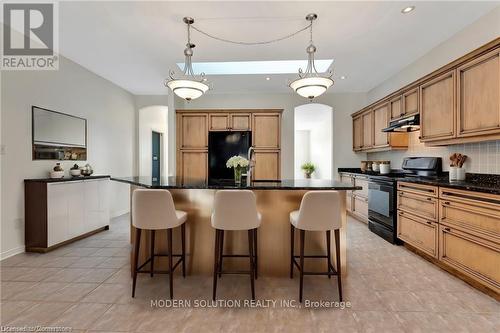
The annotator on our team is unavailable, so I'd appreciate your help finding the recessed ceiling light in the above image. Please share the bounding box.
[266,77,271,81]
[340,75,347,80]
[401,6,415,14]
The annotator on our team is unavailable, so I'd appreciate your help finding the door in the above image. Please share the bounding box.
[420,70,456,141]
[373,103,389,147]
[390,95,403,121]
[209,113,230,131]
[231,113,251,130]
[457,48,500,137]
[178,113,208,149]
[253,151,280,180]
[402,87,419,116]
[352,115,363,151]
[181,150,208,184]
[152,131,161,182]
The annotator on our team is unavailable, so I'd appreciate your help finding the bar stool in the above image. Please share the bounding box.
[132,189,187,299]
[211,190,261,300]
[290,191,342,302]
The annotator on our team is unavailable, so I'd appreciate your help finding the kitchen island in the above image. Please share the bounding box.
[112,177,360,277]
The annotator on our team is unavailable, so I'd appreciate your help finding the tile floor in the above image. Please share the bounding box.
[1,215,498,332]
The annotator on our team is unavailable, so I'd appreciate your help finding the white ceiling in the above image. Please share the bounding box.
[58,1,499,95]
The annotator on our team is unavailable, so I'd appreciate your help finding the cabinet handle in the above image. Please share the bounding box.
[444,227,451,232]
[444,201,450,205]
[426,221,432,225]
[426,198,433,201]
[400,211,404,215]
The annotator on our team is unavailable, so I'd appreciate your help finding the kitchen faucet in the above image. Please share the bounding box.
[247,146,255,186]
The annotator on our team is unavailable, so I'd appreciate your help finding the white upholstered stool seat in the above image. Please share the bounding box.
[211,190,260,300]
[289,191,343,303]
[131,189,187,299]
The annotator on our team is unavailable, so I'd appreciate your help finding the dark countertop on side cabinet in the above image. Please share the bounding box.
[24,175,111,183]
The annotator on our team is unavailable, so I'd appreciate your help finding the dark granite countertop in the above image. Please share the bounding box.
[111,176,361,191]
[338,168,500,195]
[24,175,110,183]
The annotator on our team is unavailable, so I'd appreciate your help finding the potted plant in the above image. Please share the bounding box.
[301,162,315,179]
[226,155,249,185]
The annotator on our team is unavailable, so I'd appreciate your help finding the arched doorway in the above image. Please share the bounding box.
[138,105,168,179]
[294,103,333,179]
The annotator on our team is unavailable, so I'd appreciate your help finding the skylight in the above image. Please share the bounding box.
[176,59,334,75]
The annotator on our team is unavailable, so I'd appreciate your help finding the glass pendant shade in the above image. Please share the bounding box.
[290,76,333,99]
[167,79,209,101]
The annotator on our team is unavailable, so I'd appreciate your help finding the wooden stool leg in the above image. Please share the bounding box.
[334,229,342,302]
[253,228,258,279]
[299,229,305,303]
[326,230,331,279]
[212,229,220,300]
[218,230,224,278]
[181,223,186,278]
[132,228,141,298]
[290,224,295,279]
[150,230,155,277]
[167,228,173,299]
[248,229,256,300]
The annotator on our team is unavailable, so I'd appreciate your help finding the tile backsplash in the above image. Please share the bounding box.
[368,131,500,174]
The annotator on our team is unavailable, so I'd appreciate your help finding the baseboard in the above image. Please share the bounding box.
[0,246,25,261]
[111,210,130,218]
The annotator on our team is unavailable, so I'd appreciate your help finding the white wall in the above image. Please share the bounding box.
[176,92,367,179]
[294,130,310,179]
[1,56,136,258]
[138,105,168,178]
[294,104,333,179]
[367,6,500,104]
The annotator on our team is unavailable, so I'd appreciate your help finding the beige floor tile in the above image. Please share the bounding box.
[10,282,68,301]
[97,257,129,269]
[410,290,472,313]
[375,290,426,312]
[0,301,36,324]
[69,256,108,268]
[80,283,132,304]
[50,302,111,329]
[74,268,118,283]
[45,282,99,302]
[89,303,150,331]
[42,268,89,283]
[352,311,405,332]
[394,311,450,333]
[0,281,38,300]
[438,312,497,332]
[4,302,73,326]
[63,247,100,257]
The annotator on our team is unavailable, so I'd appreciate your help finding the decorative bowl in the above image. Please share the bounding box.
[49,170,65,179]
[81,169,93,177]
[70,169,81,177]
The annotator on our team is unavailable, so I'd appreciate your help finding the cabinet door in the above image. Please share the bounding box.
[84,180,103,232]
[253,150,280,180]
[398,211,438,258]
[47,183,69,247]
[362,110,373,149]
[398,191,438,221]
[181,150,208,184]
[252,113,281,149]
[231,113,251,131]
[352,194,368,222]
[390,95,403,121]
[209,113,230,131]
[439,225,500,293]
[373,103,389,147]
[457,48,500,137]
[420,70,456,141]
[354,176,369,198]
[178,113,208,149]
[352,115,363,151]
[402,88,419,116]
[66,181,85,238]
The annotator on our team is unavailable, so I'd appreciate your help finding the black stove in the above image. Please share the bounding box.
[367,157,442,244]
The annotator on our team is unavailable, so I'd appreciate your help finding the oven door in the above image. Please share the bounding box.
[368,179,395,229]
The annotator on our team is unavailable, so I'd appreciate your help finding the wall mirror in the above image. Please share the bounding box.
[32,106,87,160]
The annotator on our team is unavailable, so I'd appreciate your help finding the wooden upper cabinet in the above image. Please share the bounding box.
[352,115,363,151]
[390,95,403,121]
[457,48,500,137]
[373,102,389,147]
[180,150,207,184]
[420,70,456,141]
[253,151,280,180]
[178,113,208,149]
[362,110,373,148]
[231,113,251,131]
[402,87,419,116]
[252,113,281,149]
[209,113,230,131]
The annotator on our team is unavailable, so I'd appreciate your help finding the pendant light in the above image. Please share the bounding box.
[165,17,209,101]
[289,14,333,100]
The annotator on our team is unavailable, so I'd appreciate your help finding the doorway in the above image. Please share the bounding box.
[152,131,161,182]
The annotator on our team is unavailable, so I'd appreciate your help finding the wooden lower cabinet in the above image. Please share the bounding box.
[398,211,438,258]
[398,191,438,221]
[253,150,280,181]
[439,224,500,294]
[352,194,368,223]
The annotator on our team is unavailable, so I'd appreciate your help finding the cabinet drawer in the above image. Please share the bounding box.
[398,211,438,258]
[397,182,438,198]
[209,114,230,131]
[440,200,500,242]
[398,191,438,221]
[439,225,500,293]
[354,176,369,198]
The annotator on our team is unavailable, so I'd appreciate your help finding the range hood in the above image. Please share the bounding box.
[382,114,420,132]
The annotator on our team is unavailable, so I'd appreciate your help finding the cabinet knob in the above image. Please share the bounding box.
[444,227,451,232]
[426,221,432,225]
[426,198,432,201]
[444,201,450,205]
